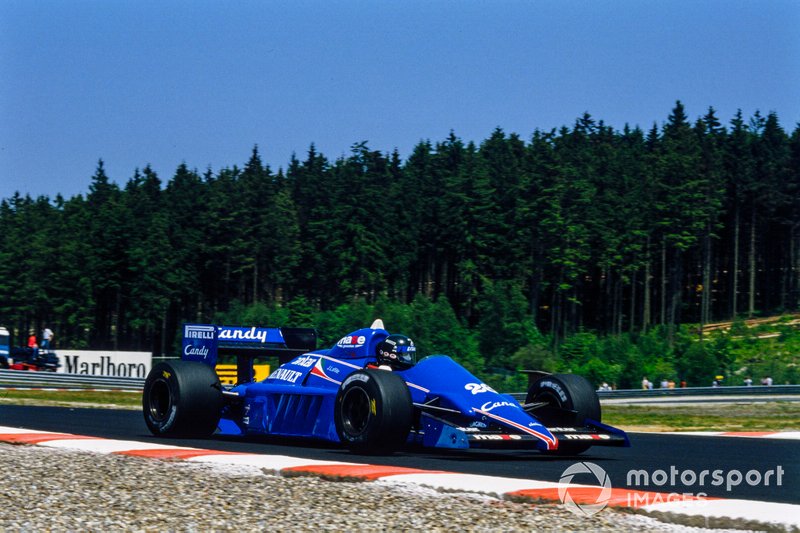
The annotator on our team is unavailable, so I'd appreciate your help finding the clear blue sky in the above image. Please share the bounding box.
[2,0,799,200]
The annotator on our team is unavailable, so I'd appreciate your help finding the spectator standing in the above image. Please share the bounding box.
[743,377,753,386]
[27,330,38,356]
[41,327,54,351]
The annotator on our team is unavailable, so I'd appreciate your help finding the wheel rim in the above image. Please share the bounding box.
[532,389,568,427]
[148,379,172,422]
[341,386,371,436]
[535,389,563,409]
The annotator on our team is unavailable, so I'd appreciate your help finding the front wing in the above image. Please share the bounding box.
[416,414,630,451]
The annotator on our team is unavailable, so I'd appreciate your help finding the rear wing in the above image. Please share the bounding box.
[182,324,317,384]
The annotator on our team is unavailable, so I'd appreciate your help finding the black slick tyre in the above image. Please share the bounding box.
[334,369,413,454]
[526,373,601,455]
[142,360,223,438]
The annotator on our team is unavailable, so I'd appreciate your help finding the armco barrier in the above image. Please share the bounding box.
[0,369,145,391]
[596,384,800,398]
[511,385,800,402]
[510,384,800,402]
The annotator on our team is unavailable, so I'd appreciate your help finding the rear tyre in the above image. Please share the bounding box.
[142,360,223,438]
[526,373,601,455]
[334,369,413,454]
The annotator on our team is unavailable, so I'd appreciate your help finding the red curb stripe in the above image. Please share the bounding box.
[283,464,444,480]
[0,432,97,444]
[508,487,715,508]
[720,431,777,437]
[116,449,247,460]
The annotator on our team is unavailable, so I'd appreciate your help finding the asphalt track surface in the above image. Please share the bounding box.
[1,404,797,505]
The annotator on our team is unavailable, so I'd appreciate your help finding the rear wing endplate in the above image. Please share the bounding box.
[182,324,317,384]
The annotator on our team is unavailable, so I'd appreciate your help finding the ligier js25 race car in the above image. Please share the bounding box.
[143,320,629,455]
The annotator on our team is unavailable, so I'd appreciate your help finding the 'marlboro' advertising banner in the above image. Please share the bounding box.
[56,350,152,378]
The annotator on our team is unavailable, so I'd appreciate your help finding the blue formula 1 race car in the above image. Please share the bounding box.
[142,320,629,455]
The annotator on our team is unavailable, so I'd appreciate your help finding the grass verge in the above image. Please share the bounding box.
[0,389,141,410]
[603,402,800,432]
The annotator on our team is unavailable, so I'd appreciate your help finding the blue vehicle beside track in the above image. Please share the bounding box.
[0,327,9,369]
[0,326,60,371]
[142,320,629,455]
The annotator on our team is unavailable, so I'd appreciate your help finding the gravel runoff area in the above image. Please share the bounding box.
[0,444,763,532]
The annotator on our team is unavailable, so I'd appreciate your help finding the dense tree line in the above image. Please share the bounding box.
[1,102,798,386]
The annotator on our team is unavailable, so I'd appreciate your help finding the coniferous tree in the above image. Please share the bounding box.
[787,125,800,310]
[723,110,753,318]
[85,160,126,349]
[654,102,704,339]
[694,108,726,326]
[122,166,172,351]
[161,162,211,355]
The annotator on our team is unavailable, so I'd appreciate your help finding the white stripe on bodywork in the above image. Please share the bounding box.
[473,409,557,449]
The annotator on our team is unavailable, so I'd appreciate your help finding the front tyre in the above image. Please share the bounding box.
[142,360,223,438]
[334,370,413,454]
[526,373,601,455]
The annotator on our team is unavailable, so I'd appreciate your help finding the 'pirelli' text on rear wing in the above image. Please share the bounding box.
[181,324,317,384]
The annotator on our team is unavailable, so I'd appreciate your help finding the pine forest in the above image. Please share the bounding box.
[2,102,799,389]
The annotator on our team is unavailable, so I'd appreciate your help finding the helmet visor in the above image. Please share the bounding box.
[393,344,416,368]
